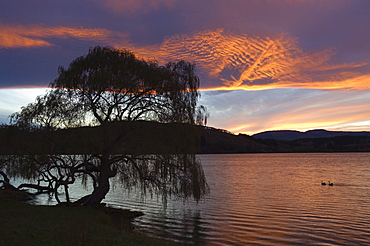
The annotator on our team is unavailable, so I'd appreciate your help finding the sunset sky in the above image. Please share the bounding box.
[1,0,369,135]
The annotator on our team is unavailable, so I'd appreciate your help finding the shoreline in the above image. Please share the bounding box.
[0,189,179,246]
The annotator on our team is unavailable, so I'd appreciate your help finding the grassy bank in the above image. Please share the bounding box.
[0,190,179,246]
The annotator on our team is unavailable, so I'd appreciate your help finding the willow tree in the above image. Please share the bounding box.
[7,46,208,205]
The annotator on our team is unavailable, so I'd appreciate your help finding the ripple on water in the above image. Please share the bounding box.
[33,153,370,245]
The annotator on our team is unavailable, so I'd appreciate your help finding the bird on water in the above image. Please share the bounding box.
[328,181,334,186]
[321,181,326,185]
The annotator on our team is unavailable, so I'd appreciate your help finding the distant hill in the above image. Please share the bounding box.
[252,129,370,141]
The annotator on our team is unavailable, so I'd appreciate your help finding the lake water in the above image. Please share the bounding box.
[36,153,370,245]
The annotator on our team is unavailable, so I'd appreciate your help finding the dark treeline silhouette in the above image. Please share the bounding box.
[1,124,369,155]
[0,121,202,155]
[253,129,370,141]
[200,127,370,153]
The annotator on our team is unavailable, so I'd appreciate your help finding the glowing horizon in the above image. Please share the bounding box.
[1,87,369,136]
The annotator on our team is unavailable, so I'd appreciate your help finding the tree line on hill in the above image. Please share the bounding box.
[201,127,370,153]
[1,123,369,156]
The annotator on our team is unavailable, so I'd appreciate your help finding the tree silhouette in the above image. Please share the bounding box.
[6,46,208,205]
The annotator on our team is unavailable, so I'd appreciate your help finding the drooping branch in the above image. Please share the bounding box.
[0,170,10,184]
[17,183,54,193]
[0,170,17,190]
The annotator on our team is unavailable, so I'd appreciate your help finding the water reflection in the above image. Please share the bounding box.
[30,153,370,245]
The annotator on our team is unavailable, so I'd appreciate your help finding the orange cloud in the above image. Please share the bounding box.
[132,29,369,91]
[201,74,370,91]
[0,24,129,48]
[0,28,52,48]
[2,25,369,91]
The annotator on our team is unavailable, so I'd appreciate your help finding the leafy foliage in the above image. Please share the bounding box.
[10,46,207,129]
[5,46,209,205]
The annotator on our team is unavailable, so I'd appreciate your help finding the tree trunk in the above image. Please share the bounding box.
[67,140,118,205]
[79,153,116,206]
[81,170,111,205]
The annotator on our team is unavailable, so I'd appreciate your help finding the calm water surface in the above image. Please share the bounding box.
[38,153,370,245]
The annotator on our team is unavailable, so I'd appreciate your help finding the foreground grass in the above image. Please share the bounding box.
[0,190,179,246]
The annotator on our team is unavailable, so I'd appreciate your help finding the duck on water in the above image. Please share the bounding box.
[321,181,334,186]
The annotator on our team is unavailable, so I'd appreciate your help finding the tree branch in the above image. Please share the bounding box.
[17,183,54,193]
